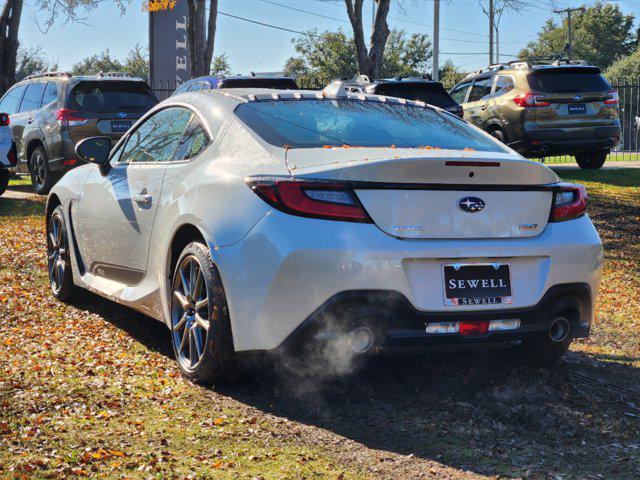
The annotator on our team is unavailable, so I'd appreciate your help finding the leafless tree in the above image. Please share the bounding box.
[186,0,218,77]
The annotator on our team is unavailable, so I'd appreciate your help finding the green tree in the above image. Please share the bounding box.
[15,46,58,81]
[210,53,231,76]
[71,49,123,76]
[519,2,636,70]
[283,29,431,88]
[438,59,465,89]
[123,44,149,81]
[605,47,640,82]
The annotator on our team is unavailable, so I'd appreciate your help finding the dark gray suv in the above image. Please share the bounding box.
[0,72,158,193]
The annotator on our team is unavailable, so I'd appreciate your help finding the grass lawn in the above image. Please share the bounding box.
[0,170,639,479]
[542,152,640,165]
[7,174,31,187]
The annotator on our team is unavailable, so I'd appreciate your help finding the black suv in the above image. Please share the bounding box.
[0,72,158,193]
[332,75,464,118]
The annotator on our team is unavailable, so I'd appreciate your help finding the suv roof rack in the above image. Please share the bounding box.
[392,73,433,81]
[550,59,590,66]
[97,71,137,78]
[23,71,72,81]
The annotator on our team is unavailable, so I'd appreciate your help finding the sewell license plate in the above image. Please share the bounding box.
[111,120,132,133]
[568,103,587,115]
[443,263,512,306]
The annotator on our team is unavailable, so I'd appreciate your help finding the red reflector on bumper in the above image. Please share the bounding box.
[459,321,490,336]
[63,159,77,166]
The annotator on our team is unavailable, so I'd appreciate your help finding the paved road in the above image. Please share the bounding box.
[2,188,38,200]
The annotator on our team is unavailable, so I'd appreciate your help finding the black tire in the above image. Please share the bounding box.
[47,205,79,302]
[170,242,240,385]
[575,150,607,169]
[0,169,8,196]
[489,127,506,144]
[30,145,55,195]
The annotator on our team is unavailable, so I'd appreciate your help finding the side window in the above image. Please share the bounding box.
[467,78,493,102]
[18,82,46,113]
[494,76,515,97]
[0,84,27,114]
[41,82,59,106]
[200,82,211,90]
[172,116,211,161]
[450,82,471,104]
[117,107,193,164]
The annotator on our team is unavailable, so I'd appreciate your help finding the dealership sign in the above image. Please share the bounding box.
[149,0,190,89]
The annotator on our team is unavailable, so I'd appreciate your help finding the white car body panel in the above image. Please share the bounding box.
[0,121,14,169]
[47,88,603,353]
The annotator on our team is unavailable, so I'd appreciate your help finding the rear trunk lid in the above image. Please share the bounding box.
[527,67,618,129]
[66,80,158,144]
[286,148,558,239]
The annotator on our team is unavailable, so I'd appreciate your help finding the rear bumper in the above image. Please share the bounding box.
[278,283,592,354]
[515,125,621,156]
[215,210,603,352]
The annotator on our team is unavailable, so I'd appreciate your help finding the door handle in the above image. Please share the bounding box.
[27,118,34,124]
[480,104,488,111]
[133,194,152,206]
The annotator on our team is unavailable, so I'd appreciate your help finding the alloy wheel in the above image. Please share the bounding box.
[47,213,67,295]
[171,255,210,370]
[32,153,45,189]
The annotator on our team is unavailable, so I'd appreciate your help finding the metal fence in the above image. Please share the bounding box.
[153,78,640,165]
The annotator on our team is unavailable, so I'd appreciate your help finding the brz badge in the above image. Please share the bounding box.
[457,196,485,213]
[519,223,539,231]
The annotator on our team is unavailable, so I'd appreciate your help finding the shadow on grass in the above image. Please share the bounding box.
[0,195,46,217]
[79,289,640,479]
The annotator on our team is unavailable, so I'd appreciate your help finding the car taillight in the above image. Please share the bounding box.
[604,89,619,105]
[551,184,587,222]
[0,113,9,126]
[513,92,550,108]
[56,108,89,127]
[7,142,16,165]
[245,178,372,223]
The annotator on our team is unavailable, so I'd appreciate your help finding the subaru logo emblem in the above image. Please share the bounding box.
[458,196,485,213]
[573,95,583,102]
[117,112,127,118]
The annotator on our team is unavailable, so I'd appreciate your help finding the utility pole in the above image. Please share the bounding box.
[495,24,499,64]
[488,0,494,65]
[432,0,440,80]
[553,7,583,60]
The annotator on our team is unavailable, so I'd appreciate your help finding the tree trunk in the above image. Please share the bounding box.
[345,0,391,79]
[367,0,390,78]
[344,0,369,76]
[187,0,217,78]
[0,0,23,95]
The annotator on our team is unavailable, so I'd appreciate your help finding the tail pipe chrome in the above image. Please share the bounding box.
[549,316,570,343]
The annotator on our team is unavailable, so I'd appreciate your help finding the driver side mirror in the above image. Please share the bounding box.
[75,136,112,175]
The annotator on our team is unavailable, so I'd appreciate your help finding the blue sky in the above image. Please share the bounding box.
[19,0,638,74]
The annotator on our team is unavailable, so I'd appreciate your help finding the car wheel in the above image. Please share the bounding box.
[170,242,240,385]
[30,146,55,195]
[489,127,506,144]
[0,169,8,196]
[47,205,78,301]
[575,150,607,169]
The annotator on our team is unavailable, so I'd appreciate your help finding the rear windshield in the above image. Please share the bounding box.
[235,99,507,152]
[68,81,158,112]
[220,78,298,89]
[374,82,456,107]
[527,68,610,93]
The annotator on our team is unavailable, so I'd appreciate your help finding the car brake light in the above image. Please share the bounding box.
[7,142,16,165]
[0,113,9,126]
[513,92,550,108]
[551,184,587,222]
[604,89,619,105]
[56,108,89,127]
[245,177,372,223]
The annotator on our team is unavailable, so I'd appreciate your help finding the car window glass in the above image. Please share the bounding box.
[450,82,471,104]
[174,83,190,95]
[69,81,157,113]
[0,84,27,114]
[172,116,211,161]
[118,107,194,163]
[200,82,211,90]
[467,78,493,102]
[18,82,46,113]
[494,76,515,97]
[189,83,202,92]
[41,82,59,106]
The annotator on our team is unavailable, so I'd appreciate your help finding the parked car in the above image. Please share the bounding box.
[47,86,602,385]
[450,60,621,168]
[172,74,299,96]
[0,71,158,194]
[330,75,464,118]
[0,112,17,196]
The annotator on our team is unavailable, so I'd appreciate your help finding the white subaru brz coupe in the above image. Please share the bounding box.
[46,85,603,384]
